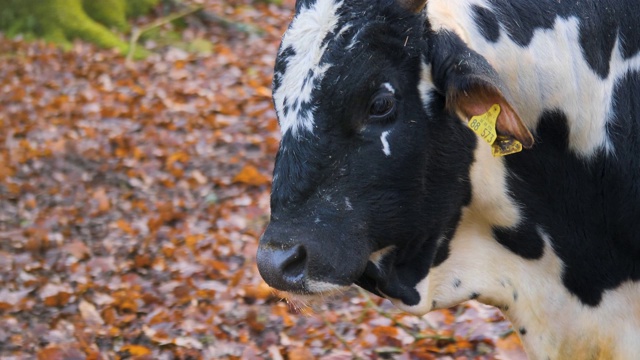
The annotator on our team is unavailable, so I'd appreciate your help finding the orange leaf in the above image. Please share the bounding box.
[287,346,313,360]
[120,345,151,356]
[373,326,399,338]
[232,165,270,186]
[116,219,136,235]
[185,234,205,251]
[254,86,272,98]
[166,151,190,167]
[243,282,274,301]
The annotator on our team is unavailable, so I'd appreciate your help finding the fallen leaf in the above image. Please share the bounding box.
[287,346,313,360]
[63,241,90,260]
[79,300,105,326]
[93,187,111,213]
[120,344,151,356]
[40,284,72,307]
[233,165,270,186]
[36,347,66,360]
[174,336,203,350]
[0,288,32,310]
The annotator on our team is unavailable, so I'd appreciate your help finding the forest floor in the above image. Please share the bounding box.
[0,0,526,359]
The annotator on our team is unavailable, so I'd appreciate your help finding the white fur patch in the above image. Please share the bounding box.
[389,275,432,315]
[273,0,345,136]
[382,82,396,94]
[306,280,350,294]
[419,62,435,116]
[344,197,353,210]
[428,0,640,158]
[380,130,392,156]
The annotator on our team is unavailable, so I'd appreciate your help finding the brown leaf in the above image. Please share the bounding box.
[93,187,111,213]
[63,241,90,260]
[37,347,66,360]
[191,169,208,184]
[40,284,72,307]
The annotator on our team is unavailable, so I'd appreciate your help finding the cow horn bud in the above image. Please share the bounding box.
[398,0,427,13]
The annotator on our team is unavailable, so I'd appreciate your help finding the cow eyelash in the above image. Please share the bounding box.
[368,91,396,122]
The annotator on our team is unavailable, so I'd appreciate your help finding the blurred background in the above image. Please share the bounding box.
[0,0,524,358]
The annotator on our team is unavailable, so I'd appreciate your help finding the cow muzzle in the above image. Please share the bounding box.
[256,221,371,295]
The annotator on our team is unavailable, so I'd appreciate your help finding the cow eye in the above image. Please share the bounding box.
[369,92,396,121]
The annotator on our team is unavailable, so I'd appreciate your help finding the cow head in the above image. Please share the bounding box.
[257,0,533,311]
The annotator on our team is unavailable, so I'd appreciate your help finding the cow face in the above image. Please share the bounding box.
[257,0,533,308]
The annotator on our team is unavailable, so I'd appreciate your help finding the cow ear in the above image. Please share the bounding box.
[448,81,535,149]
[430,31,534,149]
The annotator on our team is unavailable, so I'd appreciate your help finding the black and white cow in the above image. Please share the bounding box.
[256,0,640,358]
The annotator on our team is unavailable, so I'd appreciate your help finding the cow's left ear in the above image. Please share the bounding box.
[430,31,535,149]
[449,81,534,148]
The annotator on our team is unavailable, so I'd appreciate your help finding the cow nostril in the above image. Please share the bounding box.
[257,241,309,291]
[281,244,307,280]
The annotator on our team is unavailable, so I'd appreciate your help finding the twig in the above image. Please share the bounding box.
[322,317,363,359]
[195,11,264,35]
[126,6,204,62]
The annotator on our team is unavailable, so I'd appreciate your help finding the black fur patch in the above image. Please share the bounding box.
[493,225,544,260]
[472,5,500,42]
[501,72,640,305]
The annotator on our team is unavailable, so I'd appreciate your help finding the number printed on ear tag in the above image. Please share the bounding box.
[467,104,522,157]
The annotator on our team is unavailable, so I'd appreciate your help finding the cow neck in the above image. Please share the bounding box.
[424,148,640,360]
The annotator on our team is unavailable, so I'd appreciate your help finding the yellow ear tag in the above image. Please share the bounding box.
[467,104,523,157]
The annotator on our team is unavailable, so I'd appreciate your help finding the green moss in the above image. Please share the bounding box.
[0,0,158,55]
[126,0,160,17]
[82,0,128,31]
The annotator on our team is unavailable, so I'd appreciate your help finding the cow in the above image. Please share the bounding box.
[256,0,640,358]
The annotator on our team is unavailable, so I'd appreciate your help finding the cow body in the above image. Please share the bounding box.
[257,0,640,359]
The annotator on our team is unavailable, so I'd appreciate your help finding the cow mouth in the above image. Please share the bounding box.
[355,262,387,298]
[354,251,424,307]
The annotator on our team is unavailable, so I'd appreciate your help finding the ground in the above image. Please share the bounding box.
[0,0,525,358]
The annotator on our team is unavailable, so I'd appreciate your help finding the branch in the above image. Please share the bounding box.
[163,0,264,34]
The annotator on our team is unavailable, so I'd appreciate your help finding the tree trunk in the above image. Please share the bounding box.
[0,0,158,53]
